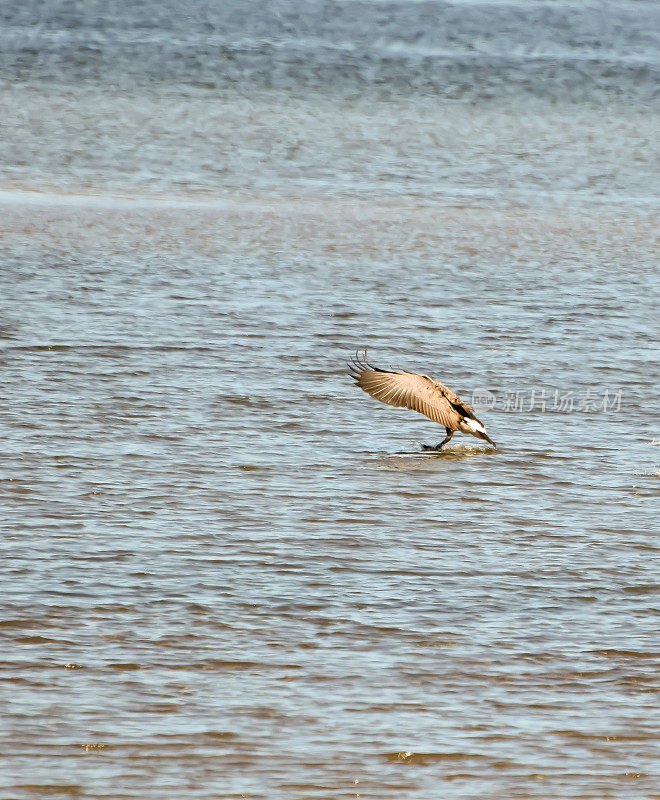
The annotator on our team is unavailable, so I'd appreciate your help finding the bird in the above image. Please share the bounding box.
[349,351,496,450]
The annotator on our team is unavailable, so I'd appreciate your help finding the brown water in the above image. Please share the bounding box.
[2,2,660,798]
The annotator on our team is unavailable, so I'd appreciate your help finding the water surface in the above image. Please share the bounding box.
[1,1,659,798]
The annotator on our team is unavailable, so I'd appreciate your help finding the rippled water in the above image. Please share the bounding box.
[1,1,659,798]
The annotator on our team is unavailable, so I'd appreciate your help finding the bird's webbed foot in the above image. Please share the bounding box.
[421,429,453,451]
[421,441,448,451]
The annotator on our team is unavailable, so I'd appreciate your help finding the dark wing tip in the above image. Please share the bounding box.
[348,349,370,380]
[348,349,402,381]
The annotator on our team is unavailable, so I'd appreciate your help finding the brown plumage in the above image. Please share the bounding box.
[349,352,496,450]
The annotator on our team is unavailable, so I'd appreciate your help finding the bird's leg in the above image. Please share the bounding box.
[422,428,454,451]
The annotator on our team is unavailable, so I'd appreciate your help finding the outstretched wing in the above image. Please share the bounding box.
[349,353,466,429]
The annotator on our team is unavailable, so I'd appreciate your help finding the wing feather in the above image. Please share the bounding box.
[350,359,465,429]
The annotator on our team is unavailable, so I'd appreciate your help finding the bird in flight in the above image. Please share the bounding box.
[349,351,496,450]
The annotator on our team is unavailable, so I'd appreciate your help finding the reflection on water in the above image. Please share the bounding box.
[1,0,659,798]
[377,446,497,471]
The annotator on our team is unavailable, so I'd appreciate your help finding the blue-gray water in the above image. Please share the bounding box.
[1,2,659,798]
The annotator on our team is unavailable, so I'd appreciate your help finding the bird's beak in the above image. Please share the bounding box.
[481,433,496,447]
